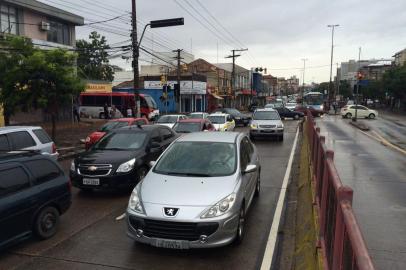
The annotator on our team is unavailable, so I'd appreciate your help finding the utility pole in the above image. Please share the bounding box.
[301,58,308,98]
[336,63,340,96]
[131,0,141,117]
[328,24,339,108]
[173,49,183,113]
[354,47,361,122]
[226,48,247,108]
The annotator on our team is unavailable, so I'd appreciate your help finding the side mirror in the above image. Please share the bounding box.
[244,164,257,174]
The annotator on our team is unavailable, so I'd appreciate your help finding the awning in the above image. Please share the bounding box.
[210,93,224,100]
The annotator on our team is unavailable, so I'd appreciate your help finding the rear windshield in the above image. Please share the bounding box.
[157,115,179,123]
[173,122,201,133]
[189,114,203,119]
[99,121,129,132]
[208,116,225,124]
[33,129,52,144]
[93,132,147,150]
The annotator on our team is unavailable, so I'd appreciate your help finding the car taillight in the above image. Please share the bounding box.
[52,143,57,154]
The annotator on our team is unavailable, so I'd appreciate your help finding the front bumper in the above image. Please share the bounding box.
[126,212,239,248]
[234,118,250,126]
[250,128,284,137]
[70,170,138,190]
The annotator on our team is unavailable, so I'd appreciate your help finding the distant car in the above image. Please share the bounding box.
[250,108,284,141]
[0,126,58,160]
[85,118,149,149]
[173,119,215,133]
[341,105,378,119]
[70,125,178,192]
[188,112,209,119]
[285,102,297,110]
[208,113,235,131]
[0,152,71,250]
[274,107,304,120]
[294,105,324,117]
[156,115,187,129]
[126,132,261,248]
[213,108,250,126]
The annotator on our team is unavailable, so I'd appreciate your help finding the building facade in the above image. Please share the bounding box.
[393,48,406,67]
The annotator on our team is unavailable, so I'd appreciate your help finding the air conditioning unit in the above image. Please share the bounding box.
[40,21,50,31]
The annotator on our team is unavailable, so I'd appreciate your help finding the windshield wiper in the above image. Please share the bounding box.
[163,172,212,177]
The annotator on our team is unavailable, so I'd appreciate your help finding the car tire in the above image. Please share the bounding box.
[234,205,246,245]
[346,113,352,119]
[137,166,148,182]
[369,113,375,119]
[249,134,255,141]
[34,206,60,240]
[254,171,261,197]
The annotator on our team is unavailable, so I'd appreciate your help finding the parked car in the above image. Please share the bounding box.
[213,108,250,126]
[85,118,149,149]
[156,115,187,129]
[250,108,284,141]
[188,112,209,119]
[208,113,235,131]
[341,105,378,119]
[0,126,58,160]
[294,105,324,117]
[70,125,178,192]
[0,152,71,250]
[126,132,260,248]
[274,107,304,120]
[173,119,216,133]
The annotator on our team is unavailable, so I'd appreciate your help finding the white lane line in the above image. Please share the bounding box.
[260,127,300,270]
[115,213,126,221]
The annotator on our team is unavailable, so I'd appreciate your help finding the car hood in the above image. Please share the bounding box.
[76,149,141,165]
[251,119,282,126]
[140,172,238,206]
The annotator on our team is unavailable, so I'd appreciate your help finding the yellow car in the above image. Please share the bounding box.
[208,113,235,131]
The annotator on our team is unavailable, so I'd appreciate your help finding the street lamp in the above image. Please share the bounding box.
[328,24,339,109]
[139,18,184,48]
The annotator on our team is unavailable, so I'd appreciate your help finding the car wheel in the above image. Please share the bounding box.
[34,206,60,240]
[294,114,299,120]
[234,206,246,245]
[254,171,261,197]
[137,166,148,182]
[369,113,375,119]
[346,113,352,119]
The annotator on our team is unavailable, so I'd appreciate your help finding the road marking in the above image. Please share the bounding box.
[260,126,299,270]
[115,213,126,221]
[372,130,406,155]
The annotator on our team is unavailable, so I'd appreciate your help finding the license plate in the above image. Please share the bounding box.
[154,239,189,249]
[262,130,274,133]
[83,178,100,185]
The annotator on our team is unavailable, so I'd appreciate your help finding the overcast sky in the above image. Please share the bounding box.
[40,0,406,83]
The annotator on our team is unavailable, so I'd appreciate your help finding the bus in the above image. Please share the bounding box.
[303,92,325,111]
[79,92,159,120]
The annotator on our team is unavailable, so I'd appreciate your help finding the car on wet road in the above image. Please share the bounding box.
[249,108,284,141]
[213,108,251,126]
[126,132,260,249]
[173,118,215,133]
[208,113,236,131]
[274,107,304,120]
[341,105,378,119]
[156,115,187,129]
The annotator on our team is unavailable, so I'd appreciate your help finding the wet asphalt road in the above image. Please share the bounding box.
[316,115,406,270]
[0,121,299,270]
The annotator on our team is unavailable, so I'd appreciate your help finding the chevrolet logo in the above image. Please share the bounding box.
[88,166,98,171]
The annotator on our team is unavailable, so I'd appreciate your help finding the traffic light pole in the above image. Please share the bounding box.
[353,47,361,122]
[226,49,247,108]
[174,49,183,113]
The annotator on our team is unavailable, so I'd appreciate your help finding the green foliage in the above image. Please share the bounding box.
[382,65,406,100]
[338,80,352,98]
[360,80,385,100]
[76,31,114,81]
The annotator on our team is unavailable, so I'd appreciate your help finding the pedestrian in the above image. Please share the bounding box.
[127,107,133,117]
[103,103,109,119]
[332,101,337,115]
[111,105,117,119]
[73,102,80,123]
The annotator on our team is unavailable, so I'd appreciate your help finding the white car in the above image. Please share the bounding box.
[249,108,284,141]
[188,112,209,119]
[207,113,235,131]
[341,105,378,119]
[156,115,187,129]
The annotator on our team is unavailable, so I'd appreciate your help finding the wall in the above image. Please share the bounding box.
[22,9,47,41]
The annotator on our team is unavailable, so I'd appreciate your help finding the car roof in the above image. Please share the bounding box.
[0,151,44,163]
[177,131,241,143]
[0,126,42,132]
[209,113,228,116]
[116,125,161,132]
[109,118,146,122]
[189,112,206,114]
[255,108,276,112]
[160,114,183,117]
[178,118,206,123]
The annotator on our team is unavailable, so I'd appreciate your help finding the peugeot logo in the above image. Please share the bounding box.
[88,166,97,171]
[163,207,179,217]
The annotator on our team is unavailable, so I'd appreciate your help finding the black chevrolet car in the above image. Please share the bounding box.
[70,125,178,191]
[213,108,251,126]
[274,107,304,120]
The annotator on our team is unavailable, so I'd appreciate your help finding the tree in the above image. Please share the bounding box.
[76,31,114,81]
[382,65,406,109]
[338,80,352,98]
[0,36,84,140]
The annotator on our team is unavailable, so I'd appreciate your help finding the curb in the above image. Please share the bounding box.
[349,121,370,131]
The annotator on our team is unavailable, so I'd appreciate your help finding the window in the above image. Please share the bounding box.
[33,129,52,144]
[242,137,254,158]
[0,4,17,35]
[9,131,36,150]
[0,135,10,151]
[24,160,61,185]
[0,166,30,197]
[95,96,109,106]
[81,96,95,106]
[150,130,162,143]
[47,20,71,45]
[93,132,147,150]
[112,96,122,106]
[160,128,174,140]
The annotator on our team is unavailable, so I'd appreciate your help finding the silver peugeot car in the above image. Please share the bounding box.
[249,108,284,141]
[126,132,260,249]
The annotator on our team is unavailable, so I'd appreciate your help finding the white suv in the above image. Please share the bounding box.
[0,126,58,160]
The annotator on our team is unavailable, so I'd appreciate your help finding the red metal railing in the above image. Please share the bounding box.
[305,110,375,270]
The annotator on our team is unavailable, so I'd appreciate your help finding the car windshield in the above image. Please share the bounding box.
[144,95,157,109]
[154,141,236,177]
[189,114,203,119]
[99,121,129,132]
[93,132,146,150]
[253,111,280,120]
[157,115,178,123]
[208,116,226,124]
[173,122,201,133]
[226,109,241,115]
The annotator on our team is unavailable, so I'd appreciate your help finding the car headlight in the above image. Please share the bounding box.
[277,124,284,128]
[128,188,145,214]
[201,193,236,219]
[70,160,75,171]
[320,105,324,110]
[117,158,136,173]
[250,124,258,129]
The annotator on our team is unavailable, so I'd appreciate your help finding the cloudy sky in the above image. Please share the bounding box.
[40,0,406,83]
